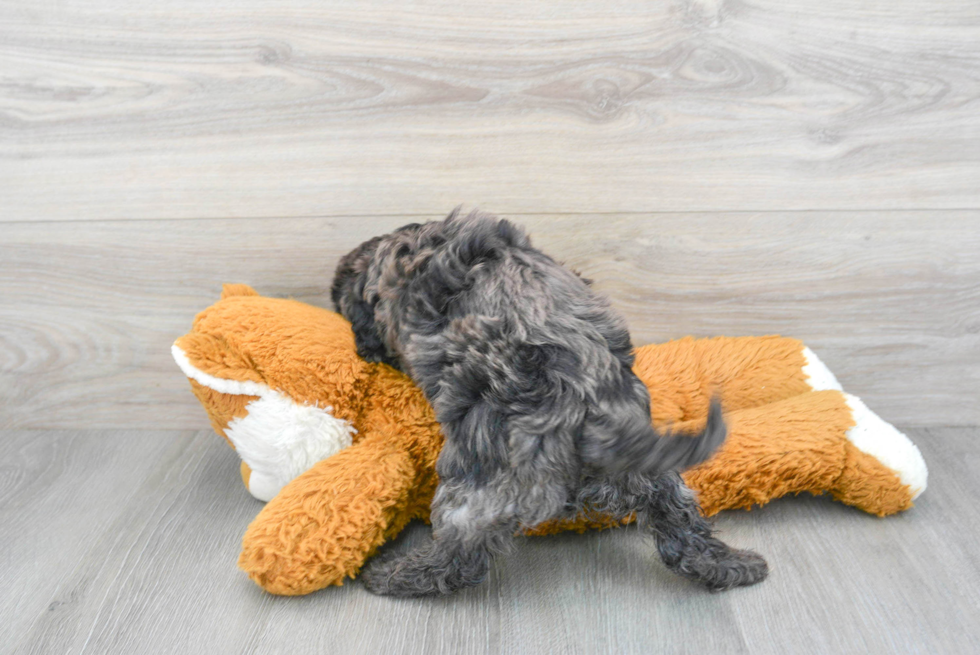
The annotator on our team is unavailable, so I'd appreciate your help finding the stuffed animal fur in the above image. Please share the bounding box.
[173,284,927,596]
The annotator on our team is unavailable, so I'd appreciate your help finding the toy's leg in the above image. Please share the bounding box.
[238,427,423,595]
[832,392,927,513]
[360,479,518,597]
[799,347,843,392]
[632,336,813,423]
[632,336,851,425]
[581,471,767,590]
[681,390,926,517]
[799,349,929,503]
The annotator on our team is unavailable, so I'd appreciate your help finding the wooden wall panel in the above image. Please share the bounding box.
[2,212,976,429]
[2,0,978,220]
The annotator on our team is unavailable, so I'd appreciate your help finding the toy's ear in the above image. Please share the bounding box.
[221,283,260,299]
[173,285,370,501]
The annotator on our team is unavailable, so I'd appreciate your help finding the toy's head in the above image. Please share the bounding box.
[173,284,371,500]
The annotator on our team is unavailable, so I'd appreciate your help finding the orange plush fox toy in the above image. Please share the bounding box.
[173,285,927,596]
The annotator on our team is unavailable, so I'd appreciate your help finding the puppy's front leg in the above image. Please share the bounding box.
[360,481,516,597]
[359,536,490,597]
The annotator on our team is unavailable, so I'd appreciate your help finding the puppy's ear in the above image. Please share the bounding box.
[331,240,393,365]
[344,297,391,364]
[331,234,385,309]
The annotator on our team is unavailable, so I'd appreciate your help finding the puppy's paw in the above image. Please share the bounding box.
[359,551,447,597]
[697,546,769,592]
[666,536,768,592]
[360,543,490,597]
[359,553,405,596]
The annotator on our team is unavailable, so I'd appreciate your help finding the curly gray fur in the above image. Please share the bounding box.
[331,209,767,596]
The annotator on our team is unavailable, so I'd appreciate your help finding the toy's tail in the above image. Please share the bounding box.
[582,393,726,477]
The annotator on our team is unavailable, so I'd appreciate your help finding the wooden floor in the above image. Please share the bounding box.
[3,428,978,655]
[3,0,980,653]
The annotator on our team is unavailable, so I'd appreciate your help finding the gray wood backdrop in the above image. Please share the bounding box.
[2,0,978,429]
[2,0,979,220]
[2,214,979,430]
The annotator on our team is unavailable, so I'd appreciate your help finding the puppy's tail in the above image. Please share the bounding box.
[582,397,726,477]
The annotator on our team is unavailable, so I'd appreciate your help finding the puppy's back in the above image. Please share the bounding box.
[372,211,725,478]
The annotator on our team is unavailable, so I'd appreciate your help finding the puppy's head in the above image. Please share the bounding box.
[331,221,428,310]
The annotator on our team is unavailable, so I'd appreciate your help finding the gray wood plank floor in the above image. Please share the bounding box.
[3,427,977,655]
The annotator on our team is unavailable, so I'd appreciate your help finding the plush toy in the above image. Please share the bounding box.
[172,284,927,596]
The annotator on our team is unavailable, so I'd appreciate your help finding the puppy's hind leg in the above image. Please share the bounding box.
[360,481,517,597]
[584,472,768,591]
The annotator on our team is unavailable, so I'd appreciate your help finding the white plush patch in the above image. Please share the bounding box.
[798,345,927,500]
[171,344,270,397]
[802,347,843,392]
[172,344,355,501]
[224,392,355,501]
[843,393,928,499]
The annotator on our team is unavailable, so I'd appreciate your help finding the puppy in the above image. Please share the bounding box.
[331,209,767,596]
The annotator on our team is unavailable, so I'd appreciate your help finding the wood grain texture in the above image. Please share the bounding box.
[3,1,977,651]
[4,428,978,654]
[1,212,977,430]
[2,0,979,220]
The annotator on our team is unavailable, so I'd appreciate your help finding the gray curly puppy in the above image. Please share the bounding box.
[331,209,768,596]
